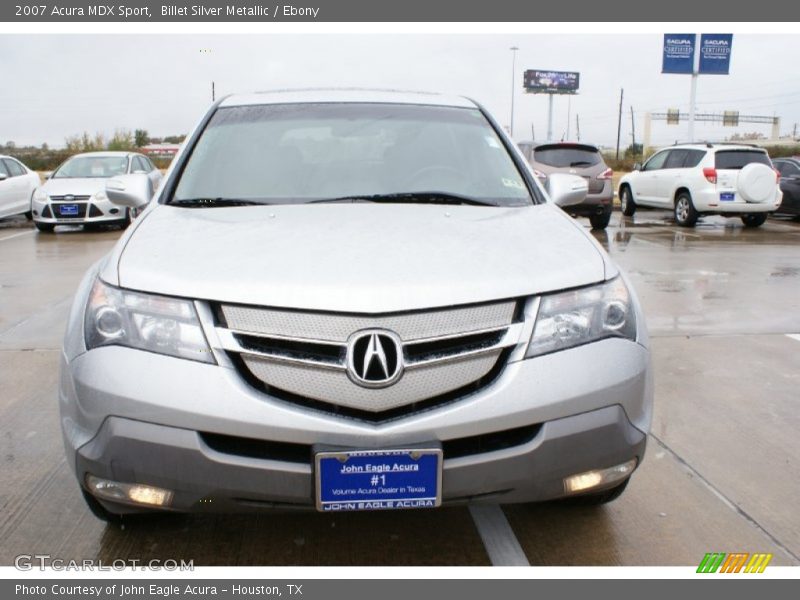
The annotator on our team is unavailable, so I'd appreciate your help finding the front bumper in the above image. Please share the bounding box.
[32,196,126,225]
[61,334,652,513]
[76,405,645,513]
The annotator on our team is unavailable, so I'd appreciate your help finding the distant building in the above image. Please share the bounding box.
[141,143,180,158]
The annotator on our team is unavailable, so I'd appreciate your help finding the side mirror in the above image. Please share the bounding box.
[546,173,588,208]
[633,162,642,172]
[106,173,152,209]
[0,173,8,182]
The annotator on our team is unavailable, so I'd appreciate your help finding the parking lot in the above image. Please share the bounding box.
[0,210,798,567]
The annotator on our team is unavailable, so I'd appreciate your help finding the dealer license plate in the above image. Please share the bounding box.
[315,448,442,512]
[58,204,79,216]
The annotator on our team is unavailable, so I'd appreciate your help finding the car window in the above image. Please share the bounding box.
[715,150,771,170]
[777,161,800,177]
[143,156,156,171]
[132,156,149,172]
[533,145,601,168]
[53,156,129,178]
[0,161,9,177]
[664,149,690,169]
[174,103,534,206]
[643,150,669,171]
[684,150,706,168]
[3,159,26,176]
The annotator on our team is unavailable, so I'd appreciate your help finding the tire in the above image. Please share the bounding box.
[80,488,124,524]
[119,208,133,229]
[620,186,636,216]
[674,191,698,227]
[34,222,55,233]
[562,477,630,507]
[589,208,612,230]
[741,213,767,228]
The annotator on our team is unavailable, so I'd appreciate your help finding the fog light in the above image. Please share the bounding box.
[86,474,174,507]
[563,459,637,494]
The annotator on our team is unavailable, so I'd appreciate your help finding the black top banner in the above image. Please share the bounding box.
[2,0,797,22]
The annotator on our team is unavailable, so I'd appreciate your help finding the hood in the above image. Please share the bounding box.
[110,203,608,313]
[42,178,108,197]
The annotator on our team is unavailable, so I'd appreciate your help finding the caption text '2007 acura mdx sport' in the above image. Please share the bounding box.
[59,90,653,520]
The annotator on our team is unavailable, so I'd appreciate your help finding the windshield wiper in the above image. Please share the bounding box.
[170,198,264,208]
[309,192,499,206]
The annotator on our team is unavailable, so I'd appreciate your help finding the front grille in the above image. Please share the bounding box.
[214,300,522,420]
[198,422,542,463]
[51,203,88,218]
[49,195,91,202]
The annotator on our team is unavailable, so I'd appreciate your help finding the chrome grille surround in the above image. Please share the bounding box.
[215,300,523,417]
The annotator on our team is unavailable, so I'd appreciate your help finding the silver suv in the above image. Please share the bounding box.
[60,90,652,520]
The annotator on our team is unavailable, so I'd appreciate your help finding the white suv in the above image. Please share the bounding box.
[619,144,782,227]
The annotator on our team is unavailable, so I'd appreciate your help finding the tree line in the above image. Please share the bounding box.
[2,130,186,171]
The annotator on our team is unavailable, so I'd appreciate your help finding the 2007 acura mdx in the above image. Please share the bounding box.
[60,89,653,520]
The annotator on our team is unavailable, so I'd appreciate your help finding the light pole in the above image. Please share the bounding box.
[509,46,519,138]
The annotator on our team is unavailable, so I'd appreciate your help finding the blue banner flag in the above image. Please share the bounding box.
[699,34,733,74]
[662,34,696,74]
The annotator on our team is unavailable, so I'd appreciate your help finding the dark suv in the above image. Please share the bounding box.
[518,142,614,229]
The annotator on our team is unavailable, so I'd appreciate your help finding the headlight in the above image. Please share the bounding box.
[84,279,215,364]
[525,277,636,358]
[33,188,48,203]
[92,189,108,201]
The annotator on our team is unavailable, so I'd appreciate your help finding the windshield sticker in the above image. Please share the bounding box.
[502,178,526,190]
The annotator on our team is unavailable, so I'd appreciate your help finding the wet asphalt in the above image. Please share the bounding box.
[0,210,798,566]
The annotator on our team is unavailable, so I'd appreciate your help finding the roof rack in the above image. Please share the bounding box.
[670,141,761,149]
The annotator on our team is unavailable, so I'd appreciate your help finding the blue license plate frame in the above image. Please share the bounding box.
[315,448,442,512]
[720,192,735,202]
[58,204,79,216]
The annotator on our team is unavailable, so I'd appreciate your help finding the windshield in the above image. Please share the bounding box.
[53,156,128,178]
[172,103,533,206]
[534,145,601,168]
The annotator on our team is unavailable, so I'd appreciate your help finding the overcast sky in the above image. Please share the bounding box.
[2,33,800,148]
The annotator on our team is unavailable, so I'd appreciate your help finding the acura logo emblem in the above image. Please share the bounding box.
[346,329,403,388]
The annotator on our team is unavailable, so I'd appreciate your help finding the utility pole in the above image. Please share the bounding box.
[794,123,798,139]
[576,114,580,141]
[531,123,535,140]
[615,88,624,160]
[566,96,571,140]
[630,106,636,151]
[509,46,519,138]
[211,81,215,102]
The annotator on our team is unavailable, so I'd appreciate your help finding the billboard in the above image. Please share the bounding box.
[662,34,696,74]
[523,70,579,94]
[699,34,733,74]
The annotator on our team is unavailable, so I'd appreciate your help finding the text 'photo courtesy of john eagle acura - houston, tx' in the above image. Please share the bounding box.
[59,89,652,521]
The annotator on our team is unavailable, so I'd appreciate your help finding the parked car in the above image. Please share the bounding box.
[772,157,800,216]
[619,143,781,228]
[31,151,162,232]
[0,155,40,220]
[60,90,652,521]
[517,141,614,230]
